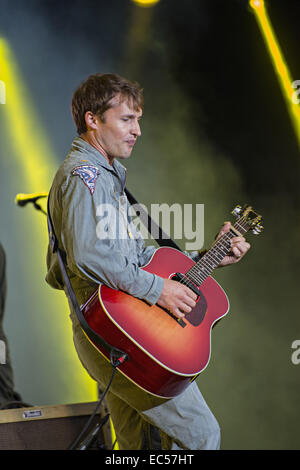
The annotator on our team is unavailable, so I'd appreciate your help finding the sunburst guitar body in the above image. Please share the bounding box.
[81,205,263,398]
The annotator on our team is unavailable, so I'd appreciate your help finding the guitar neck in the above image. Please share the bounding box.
[186,217,251,286]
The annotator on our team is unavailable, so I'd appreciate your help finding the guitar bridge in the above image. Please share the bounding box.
[162,307,187,328]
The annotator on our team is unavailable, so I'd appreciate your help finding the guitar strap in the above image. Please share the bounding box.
[47,191,130,365]
[124,188,182,251]
[47,188,182,361]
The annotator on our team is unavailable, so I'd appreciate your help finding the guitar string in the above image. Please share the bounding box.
[191,217,248,282]
[184,217,249,286]
[176,216,249,289]
[191,217,249,284]
[186,220,248,282]
[173,219,249,289]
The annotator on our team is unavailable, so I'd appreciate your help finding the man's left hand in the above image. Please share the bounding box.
[216,222,251,267]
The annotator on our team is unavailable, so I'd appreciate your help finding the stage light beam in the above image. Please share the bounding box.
[249,0,300,148]
[0,37,98,403]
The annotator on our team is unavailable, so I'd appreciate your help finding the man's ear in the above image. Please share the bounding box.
[84,111,99,131]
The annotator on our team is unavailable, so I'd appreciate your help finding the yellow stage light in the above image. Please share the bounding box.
[249,0,300,148]
[250,0,263,9]
[131,0,160,7]
[0,37,98,403]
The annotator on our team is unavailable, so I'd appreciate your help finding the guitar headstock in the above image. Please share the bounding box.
[232,204,264,235]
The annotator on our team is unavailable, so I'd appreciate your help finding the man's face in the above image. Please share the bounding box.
[95,96,142,162]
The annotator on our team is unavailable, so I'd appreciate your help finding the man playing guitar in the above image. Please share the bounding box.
[46,73,250,450]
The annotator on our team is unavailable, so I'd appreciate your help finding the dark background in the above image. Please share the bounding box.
[0,0,299,449]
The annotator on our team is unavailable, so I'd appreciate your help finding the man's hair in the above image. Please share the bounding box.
[71,73,143,135]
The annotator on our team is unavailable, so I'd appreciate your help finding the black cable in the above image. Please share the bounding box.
[76,414,110,450]
[33,201,47,215]
[67,357,118,450]
[17,195,126,450]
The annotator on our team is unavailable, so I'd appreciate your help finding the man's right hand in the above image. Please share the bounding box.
[157,279,197,319]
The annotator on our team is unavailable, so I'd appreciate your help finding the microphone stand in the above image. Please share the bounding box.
[32,201,47,215]
[15,193,48,215]
[17,191,114,450]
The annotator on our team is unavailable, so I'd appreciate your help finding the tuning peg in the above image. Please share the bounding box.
[232,205,243,217]
[252,223,264,235]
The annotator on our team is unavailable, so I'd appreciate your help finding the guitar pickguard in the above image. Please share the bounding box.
[184,290,207,326]
[170,272,207,327]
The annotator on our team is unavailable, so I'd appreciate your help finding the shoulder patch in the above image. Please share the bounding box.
[72,165,99,195]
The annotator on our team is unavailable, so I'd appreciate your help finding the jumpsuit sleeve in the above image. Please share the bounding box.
[60,173,164,306]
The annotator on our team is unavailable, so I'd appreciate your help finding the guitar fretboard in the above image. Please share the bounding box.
[184,217,250,286]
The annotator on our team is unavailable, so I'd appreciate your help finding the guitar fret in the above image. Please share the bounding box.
[179,208,263,289]
[185,219,247,286]
[186,272,204,284]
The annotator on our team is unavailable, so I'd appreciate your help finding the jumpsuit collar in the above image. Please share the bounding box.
[71,136,127,190]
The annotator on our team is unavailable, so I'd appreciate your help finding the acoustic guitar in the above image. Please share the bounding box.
[81,205,263,398]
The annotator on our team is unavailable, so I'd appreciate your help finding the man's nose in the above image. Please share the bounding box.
[131,120,141,137]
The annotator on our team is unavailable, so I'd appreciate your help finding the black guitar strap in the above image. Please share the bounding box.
[124,188,182,251]
[47,188,182,361]
[47,192,130,365]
